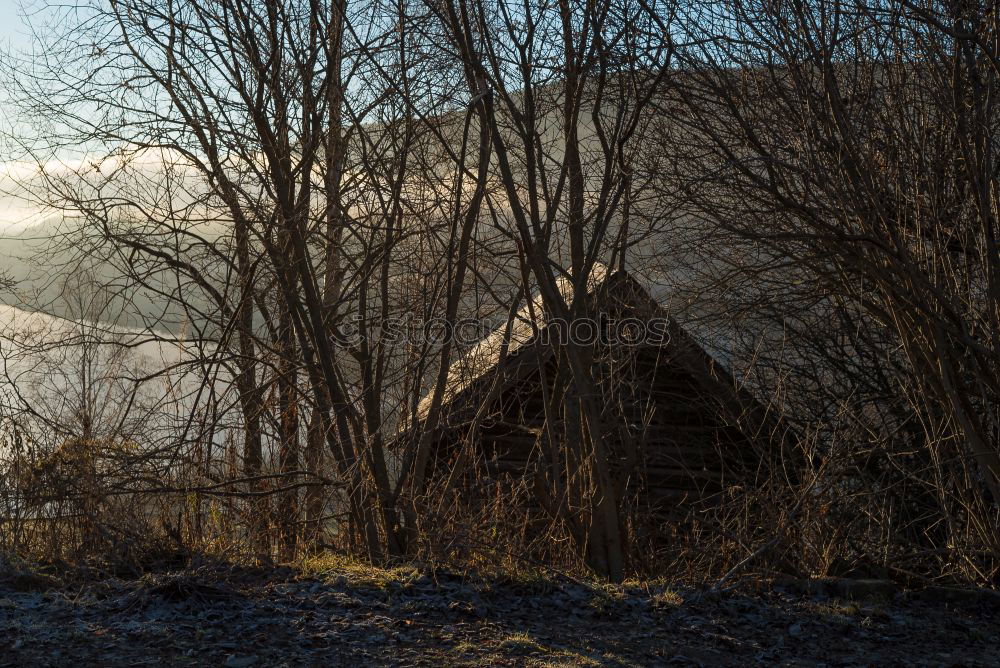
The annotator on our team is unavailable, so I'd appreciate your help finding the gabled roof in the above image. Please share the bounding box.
[412,263,613,423]
[403,264,796,455]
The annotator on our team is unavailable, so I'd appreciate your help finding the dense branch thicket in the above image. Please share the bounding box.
[0,0,997,585]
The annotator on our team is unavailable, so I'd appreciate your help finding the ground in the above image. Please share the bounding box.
[1,559,998,666]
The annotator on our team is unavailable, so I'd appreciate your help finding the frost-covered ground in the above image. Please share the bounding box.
[1,563,998,667]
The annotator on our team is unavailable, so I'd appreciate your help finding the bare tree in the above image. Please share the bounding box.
[658,0,1000,580]
[405,0,678,580]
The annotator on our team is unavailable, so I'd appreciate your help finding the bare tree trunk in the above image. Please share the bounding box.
[235,216,269,559]
[304,408,327,547]
[277,306,300,560]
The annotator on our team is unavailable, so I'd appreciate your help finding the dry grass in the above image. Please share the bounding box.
[2,412,998,590]
[298,553,422,589]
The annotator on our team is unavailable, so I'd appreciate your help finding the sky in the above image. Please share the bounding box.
[0,2,38,234]
[0,1,33,123]
[0,2,32,46]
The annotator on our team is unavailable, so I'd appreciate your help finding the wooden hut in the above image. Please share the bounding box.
[399,265,798,525]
